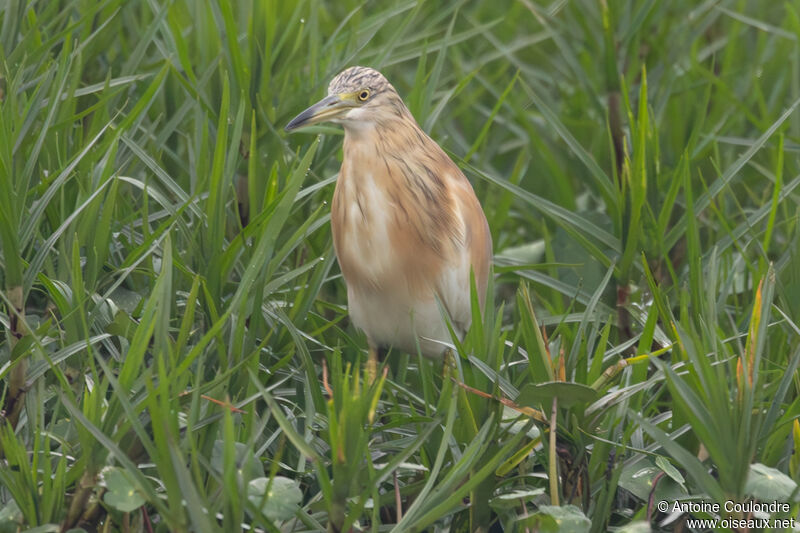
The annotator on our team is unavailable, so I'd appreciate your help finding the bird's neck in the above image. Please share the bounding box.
[341,120,379,143]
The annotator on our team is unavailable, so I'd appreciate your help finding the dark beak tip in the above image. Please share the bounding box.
[284,95,341,134]
[284,113,310,133]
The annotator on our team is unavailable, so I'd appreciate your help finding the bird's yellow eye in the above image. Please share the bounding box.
[358,89,370,101]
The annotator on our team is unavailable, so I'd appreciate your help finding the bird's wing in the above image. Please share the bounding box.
[436,173,492,337]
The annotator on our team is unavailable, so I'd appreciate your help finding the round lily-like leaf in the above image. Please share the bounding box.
[211,440,264,480]
[102,467,145,513]
[0,499,23,533]
[247,476,302,522]
[745,463,799,502]
[516,382,598,408]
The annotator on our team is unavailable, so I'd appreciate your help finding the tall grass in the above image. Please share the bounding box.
[0,1,798,531]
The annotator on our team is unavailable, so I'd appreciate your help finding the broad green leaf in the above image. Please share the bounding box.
[0,500,23,533]
[655,455,686,485]
[618,461,687,503]
[524,505,591,533]
[489,488,545,510]
[211,440,264,481]
[516,382,598,408]
[102,467,145,513]
[745,463,799,503]
[247,477,302,522]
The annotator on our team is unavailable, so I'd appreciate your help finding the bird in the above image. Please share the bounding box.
[285,66,491,376]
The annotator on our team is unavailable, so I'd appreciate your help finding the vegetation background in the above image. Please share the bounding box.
[1,0,799,531]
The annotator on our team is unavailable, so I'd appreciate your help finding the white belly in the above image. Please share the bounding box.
[347,284,455,357]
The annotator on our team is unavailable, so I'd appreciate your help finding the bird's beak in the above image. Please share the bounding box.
[285,94,354,132]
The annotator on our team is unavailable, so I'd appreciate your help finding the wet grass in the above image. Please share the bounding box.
[1,1,799,531]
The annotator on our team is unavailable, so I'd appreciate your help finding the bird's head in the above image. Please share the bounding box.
[285,66,406,133]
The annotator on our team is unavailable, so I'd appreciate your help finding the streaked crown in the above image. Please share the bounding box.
[328,66,392,96]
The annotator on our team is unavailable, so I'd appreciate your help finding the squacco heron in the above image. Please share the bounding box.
[286,66,491,372]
